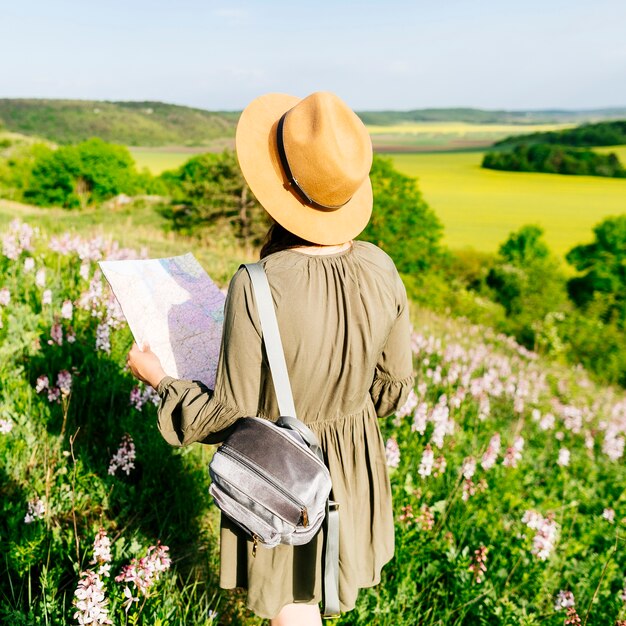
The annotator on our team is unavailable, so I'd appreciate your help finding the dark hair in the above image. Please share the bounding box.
[259,221,317,259]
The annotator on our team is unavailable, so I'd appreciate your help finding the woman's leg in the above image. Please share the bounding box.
[270,603,322,626]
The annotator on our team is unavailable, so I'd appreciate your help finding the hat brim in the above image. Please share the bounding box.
[235,93,373,245]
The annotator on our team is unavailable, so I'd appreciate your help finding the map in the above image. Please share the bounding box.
[99,253,226,389]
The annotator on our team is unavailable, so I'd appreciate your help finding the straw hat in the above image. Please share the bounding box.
[235,91,373,245]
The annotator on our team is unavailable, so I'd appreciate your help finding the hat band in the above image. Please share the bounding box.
[276,113,350,212]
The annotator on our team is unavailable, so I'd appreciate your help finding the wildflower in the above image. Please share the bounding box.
[90,528,112,578]
[108,434,136,476]
[61,300,74,319]
[67,327,76,343]
[462,478,476,501]
[115,542,171,598]
[461,456,476,480]
[57,370,72,397]
[468,545,488,583]
[398,505,414,523]
[385,438,401,469]
[481,433,501,470]
[47,387,61,403]
[620,579,626,603]
[122,585,139,612]
[35,375,49,393]
[0,418,13,434]
[602,508,615,523]
[73,569,112,626]
[36,267,46,287]
[396,389,418,419]
[42,289,52,305]
[502,436,524,468]
[95,322,111,354]
[602,430,625,462]
[0,288,10,306]
[522,510,559,560]
[49,323,63,346]
[418,444,434,478]
[554,589,576,610]
[24,257,35,272]
[564,606,582,625]
[411,401,428,435]
[557,447,570,467]
[416,504,434,531]
[129,386,160,411]
[79,262,90,281]
[24,498,46,523]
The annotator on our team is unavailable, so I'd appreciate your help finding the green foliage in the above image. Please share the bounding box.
[0,142,51,201]
[362,155,445,275]
[482,143,626,178]
[565,215,626,325]
[483,226,570,349]
[159,150,269,248]
[0,99,238,146]
[495,120,626,148]
[23,138,149,208]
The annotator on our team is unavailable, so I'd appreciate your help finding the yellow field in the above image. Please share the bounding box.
[595,144,626,162]
[387,151,626,258]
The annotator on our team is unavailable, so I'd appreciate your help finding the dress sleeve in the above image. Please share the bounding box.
[369,274,415,418]
[156,267,263,446]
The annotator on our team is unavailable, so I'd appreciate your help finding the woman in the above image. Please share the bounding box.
[127,91,415,625]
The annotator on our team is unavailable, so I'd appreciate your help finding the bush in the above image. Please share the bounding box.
[362,155,445,275]
[23,138,149,208]
[159,150,268,248]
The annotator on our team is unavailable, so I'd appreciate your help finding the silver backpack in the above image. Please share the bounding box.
[208,263,340,617]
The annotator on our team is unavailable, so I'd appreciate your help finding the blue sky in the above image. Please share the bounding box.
[1,0,624,111]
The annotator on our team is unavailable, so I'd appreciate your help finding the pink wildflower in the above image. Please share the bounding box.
[57,370,72,397]
[47,387,61,403]
[418,444,434,478]
[90,528,112,578]
[24,498,46,523]
[35,375,49,393]
[522,510,559,560]
[385,438,401,468]
[564,606,582,625]
[602,508,615,523]
[61,300,74,319]
[35,267,46,287]
[73,569,112,626]
[0,288,10,306]
[23,257,35,272]
[95,322,111,353]
[461,456,476,480]
[481,433,501,470]
[398,505,414,523]
[554,589,576,610]
[502,436,524,468]
[49,323,63,346]
[42,289,52,305]
[557,447,570,467]
[108,434,136,476]
[411,401,428,434]
[0,418,13,434]
[396,389,418,419]
[468,545,488,583]
[115,542,171,599]
[416,504,434,531]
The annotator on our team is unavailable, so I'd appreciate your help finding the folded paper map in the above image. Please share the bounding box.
[99,253,226,389]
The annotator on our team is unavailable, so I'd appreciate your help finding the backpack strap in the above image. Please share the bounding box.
[243,262,340,618]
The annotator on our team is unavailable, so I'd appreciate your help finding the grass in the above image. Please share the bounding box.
[386,150,626,259]
[0,198,254,287]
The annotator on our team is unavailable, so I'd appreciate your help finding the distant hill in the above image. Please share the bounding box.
[357,107,626,126]
[0,99,239,146]
[1,99,625,147]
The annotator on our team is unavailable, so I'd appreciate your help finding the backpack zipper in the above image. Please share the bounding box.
[220,445,309,528]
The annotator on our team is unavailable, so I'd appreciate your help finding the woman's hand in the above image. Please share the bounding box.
[126,342,167,389]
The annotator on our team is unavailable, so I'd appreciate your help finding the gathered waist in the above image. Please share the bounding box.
[257,399,375,427]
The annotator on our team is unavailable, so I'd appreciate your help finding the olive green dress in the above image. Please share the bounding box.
[156,241,414,619]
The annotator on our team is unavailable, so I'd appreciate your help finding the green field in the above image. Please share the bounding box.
[387,151,626,258]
